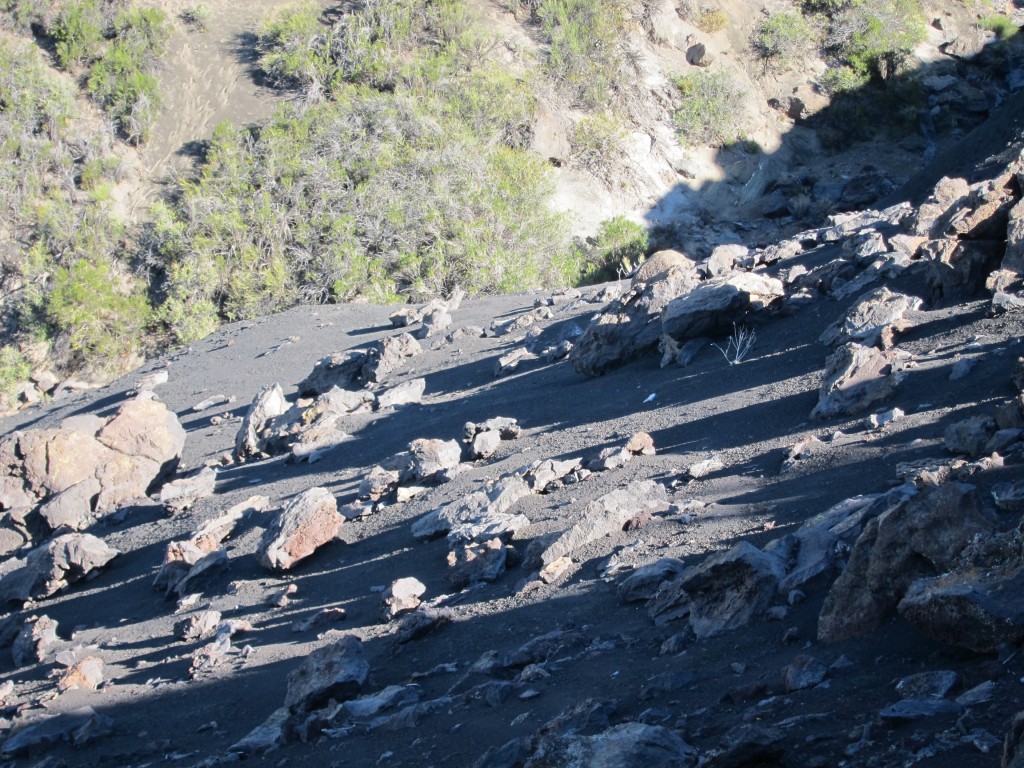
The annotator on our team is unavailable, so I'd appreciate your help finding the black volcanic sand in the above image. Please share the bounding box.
[1,270,1023,768]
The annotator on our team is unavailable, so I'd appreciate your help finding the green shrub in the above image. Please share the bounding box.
[86,41,162,143]
[571,113,625,176]
[257,1,330,88]
[828,0,927,79]
[818,64,869,94]
[696,8,728,33]
[980,14,1018,40]
[180,4,211,32]
[52,0,105,69]
[0,346,30,407]
[46,259,151,372]
[751,11,814,72]
[579,215,649,283]
[673,67,746,146]
[535,0,630,108]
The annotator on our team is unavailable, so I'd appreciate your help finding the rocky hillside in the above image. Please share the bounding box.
[1,109,1024,767]
[4,0,1024,405]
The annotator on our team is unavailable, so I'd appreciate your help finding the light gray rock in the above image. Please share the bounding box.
[284,634,368,713]
[360,333,422,386]
[540,481,668,566]
[447,537,508,587]
[0,533,119,604]
[37,478,102,531]
[617,558,686,603]
[376,378,426,409]
[413,475,531,541]
[944,415,998,457]
[12,615,59,666]
[230,707,289,757]
[523,457,584,493]
[810,343,900,420]
[819,287,921,348]
[409,438,462,480]
[234,384,287,460]
[524,721,698,768]
[159,467,217,513]
[175,610,222,641]
[259,488,342,571]
[382,577,426,620]
[297,351,364,396]
[632,250,697,286]
[1,706,113,757]
[661,272,784,342]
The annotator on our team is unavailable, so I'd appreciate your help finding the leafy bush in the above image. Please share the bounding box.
[0,346,30,407]
[827,0,926,79]
[751,11,814,72]
[52,0,105,69]
[818,63,868,94]
[86,41,162,143]
[180,4,211,32]
[571,113,625,177]
[980,14,1018,40]
[45,259,151,373]
[673,68,746,146]
[579,216,649,283]
[696,8,728,33]
[257,1,330,89]
[534,0,631,108]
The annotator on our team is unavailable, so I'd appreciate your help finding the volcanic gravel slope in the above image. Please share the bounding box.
[1,241,1023,768]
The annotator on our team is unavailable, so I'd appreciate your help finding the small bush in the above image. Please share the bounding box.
[751,11,814,72]
[536,0,631,108]
[53,0,105,69]
[673,67,746,146]
[180,4,211,32]
[571,113,625,177]
[980,14,1018,40]
[579,215,649,283]
[818,64,868,94]
[45,258,151,372]
[0,346,30,407]
[696,8,728,33]
[257,1,329,89]
[828,0,927,79]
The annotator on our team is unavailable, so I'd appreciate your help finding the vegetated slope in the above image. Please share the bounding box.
[2,0,1023,415]
[0,109,1023,766]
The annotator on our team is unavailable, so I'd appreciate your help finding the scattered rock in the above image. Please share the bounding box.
[259,488,342,571]
[819,287,921,349]
[661,272,784,343]
[175,610,222,641]
[377,378,426,409]
[0,534,119,604]
[234,384,287,461]
[57,656,104,691]
[648,542,783,637]
[811,343,900,420]
[1,706,113,757]
[781,654,828,692]
[382,577,426,620]
[159,467,217,513]
[284,634,368,714]
[818,483,989,643]
[895,670,958,700]
[12,615,59,666]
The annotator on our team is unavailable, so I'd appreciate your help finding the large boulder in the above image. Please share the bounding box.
[661,272,784,343]
[524,721,698,768]
[810,343,900,420]
[571,267,698,376]
[0,398,186,540]
[818,483,989,643]
[283,634,368,714]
